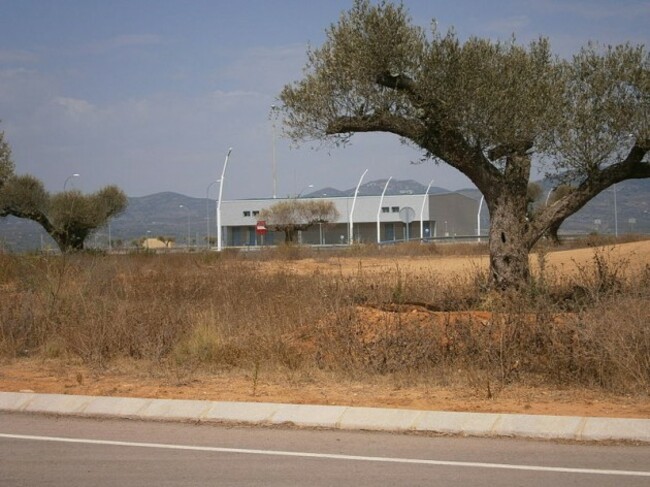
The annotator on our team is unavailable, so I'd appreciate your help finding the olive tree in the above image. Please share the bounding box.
[260,199,339,243]
[0,127,14,189]
[0,174,128,252]
[279,0,649,289]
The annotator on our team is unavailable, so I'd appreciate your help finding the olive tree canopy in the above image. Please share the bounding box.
[0,127,14,188]
[260,199,339,243]
[280,0,649,288]
[0,175,128,252]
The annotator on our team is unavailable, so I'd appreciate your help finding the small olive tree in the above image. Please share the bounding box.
[279,0,649,289]
[260,199,339,243]
[0,174,128,252]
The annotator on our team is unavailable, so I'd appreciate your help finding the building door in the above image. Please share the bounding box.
[384,223,394,241]
[231,227,241,246]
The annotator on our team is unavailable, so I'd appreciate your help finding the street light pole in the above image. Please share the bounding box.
[349,169,368,244]
[271,105,278,199]
[545,187,555,206]
[477,194,485,242]
[217,148,233,252]
[296,184,314,198]
[63,173,80,190]
[376,177,392,243]
[420,178,434,240]
[206,180,219,250]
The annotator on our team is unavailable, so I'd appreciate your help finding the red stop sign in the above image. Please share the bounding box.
[256,220,267,235]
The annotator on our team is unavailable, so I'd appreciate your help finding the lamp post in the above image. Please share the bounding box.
[206,180,219,250]
[319,193,328,245]
[349,169,368,244]
[545,187,555,206]
[216,147,233,252]
[63,173,80,190]
[296,184,314,198]
[420,178,434,240]
[477,194,485,242]
[271,105,278,199]
[376,177,392,243]
[179,205,190,250]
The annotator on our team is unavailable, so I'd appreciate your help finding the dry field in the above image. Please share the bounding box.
[253,239,650,278]
[1,239,649,418]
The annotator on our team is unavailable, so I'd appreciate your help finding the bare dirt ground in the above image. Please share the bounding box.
[1,358,648,418]
[1,240,649,418]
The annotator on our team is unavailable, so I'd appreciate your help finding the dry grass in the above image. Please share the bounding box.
[0,238,649,398]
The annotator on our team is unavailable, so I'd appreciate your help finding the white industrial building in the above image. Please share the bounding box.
[219,192,483,247]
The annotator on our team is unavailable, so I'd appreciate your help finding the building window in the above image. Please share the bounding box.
[243,211,251,217]
[381,207,389,213]
[391,206,400,213]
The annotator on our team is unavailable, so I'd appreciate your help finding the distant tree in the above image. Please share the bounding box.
[0,126,15,190]
[279,0,649,289]
[260,199,339,243]
[0,175,128,252]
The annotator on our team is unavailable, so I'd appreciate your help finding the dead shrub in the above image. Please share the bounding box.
[0,242,648,396]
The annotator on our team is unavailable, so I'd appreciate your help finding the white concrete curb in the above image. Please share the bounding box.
[1,392,648,443]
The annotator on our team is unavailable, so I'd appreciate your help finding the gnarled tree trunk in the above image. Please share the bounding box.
[485,172,534,290]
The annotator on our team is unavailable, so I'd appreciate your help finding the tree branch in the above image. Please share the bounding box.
[376,72,417,94]
[2,206,55,234]
[487,141,534,161]
[528,145,649,241]
[326,112,424,140]
[375,71,505,194]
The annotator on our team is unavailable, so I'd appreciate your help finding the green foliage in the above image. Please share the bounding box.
[279,0,649,289]
[0,175,49,220]
[50,186,127,240]
[260,199,339,243]
[0,124,128,252]
[545,43,650,174]
[0,127,14,187]
[0,174,128,252]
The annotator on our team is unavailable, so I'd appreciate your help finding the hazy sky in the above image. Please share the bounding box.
[1,0,648,199]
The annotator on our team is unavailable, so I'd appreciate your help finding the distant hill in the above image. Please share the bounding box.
[1,179,648,252]
[305,178,446,197]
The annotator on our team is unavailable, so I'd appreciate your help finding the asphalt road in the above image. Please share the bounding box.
[1,412,649,486]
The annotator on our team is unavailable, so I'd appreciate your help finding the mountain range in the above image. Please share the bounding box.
[1,178,648,252]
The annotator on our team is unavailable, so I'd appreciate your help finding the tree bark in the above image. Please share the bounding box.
[547,220,562,245]
[50,228,86,252]
[487,191,533,290]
